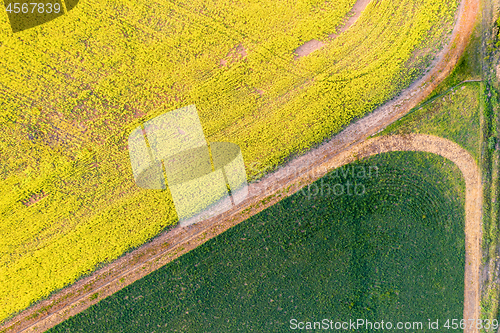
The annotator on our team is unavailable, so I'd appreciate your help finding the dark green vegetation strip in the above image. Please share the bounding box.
[49,152,465,332]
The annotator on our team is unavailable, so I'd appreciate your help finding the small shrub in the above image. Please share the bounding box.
[488,136,497,151]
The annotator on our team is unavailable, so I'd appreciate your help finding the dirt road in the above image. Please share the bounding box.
[0,0,480,331]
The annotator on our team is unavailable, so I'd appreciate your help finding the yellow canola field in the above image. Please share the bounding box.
[0,0,457,322]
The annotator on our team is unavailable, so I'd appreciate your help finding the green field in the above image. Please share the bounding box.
[48,151,466,332]
[379,81,481,161]
[0,0,459,321]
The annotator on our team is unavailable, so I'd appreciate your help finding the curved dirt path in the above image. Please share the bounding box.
[0,0,480,331]
[344,134,482,333]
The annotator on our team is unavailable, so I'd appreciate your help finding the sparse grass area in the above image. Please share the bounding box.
[0,0,459,322]
[481,0,500,323]
[378,82,481,161]
[48,152,465,333]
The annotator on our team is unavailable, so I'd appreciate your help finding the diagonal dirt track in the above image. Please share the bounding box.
[0,0,480,331]
[3,133,482,333]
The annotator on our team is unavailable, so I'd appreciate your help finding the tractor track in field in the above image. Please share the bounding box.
[0,0,480,331]
[294,0,372,58]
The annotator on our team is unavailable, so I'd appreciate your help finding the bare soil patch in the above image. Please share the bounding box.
[219,43,247,67]
[294,39,326,58]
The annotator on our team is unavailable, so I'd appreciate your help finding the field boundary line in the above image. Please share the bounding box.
[0,0,479,331]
